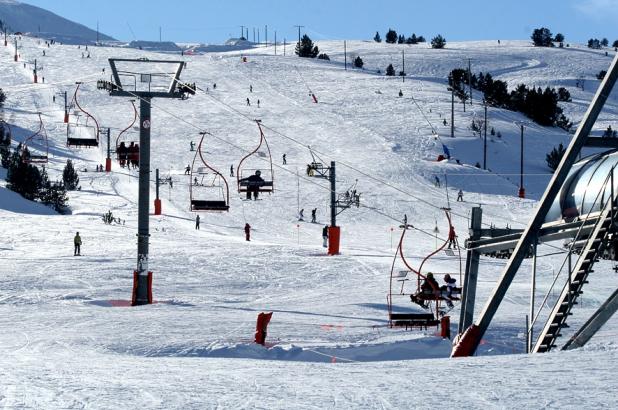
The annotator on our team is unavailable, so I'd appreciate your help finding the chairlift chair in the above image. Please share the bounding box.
[189,132,230,212]
[115,100,139,167]
[21,113,49,164]
[386,210,463,328]
[236,120,274,194]
[66,82,100,147]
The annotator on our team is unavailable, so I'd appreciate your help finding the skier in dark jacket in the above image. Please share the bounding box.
[74,232,82,256]
[311,208,317,223]
[244,223,251,241]
[322,225,329,248]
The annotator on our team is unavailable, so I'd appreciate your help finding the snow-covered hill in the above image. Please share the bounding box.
[0,36,616,408]
[0,0,114,44]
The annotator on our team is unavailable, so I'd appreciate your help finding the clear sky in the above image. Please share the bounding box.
[20,0,618,44]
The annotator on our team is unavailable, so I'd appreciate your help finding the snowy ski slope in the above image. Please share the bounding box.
[0,36,617,408]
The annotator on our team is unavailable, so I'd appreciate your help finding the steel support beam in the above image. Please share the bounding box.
[562,288,618,350]
[459,207,482,334]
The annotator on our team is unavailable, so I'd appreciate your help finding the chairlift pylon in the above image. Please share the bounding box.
[189,132,230,212]
[236,120,274,196]
[66,82,100,147]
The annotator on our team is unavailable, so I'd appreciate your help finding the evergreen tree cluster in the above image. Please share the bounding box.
[295,34,319,58]
[613,40,618,48]
[588,38,609,49]
[603,126,617,138]
[3,145,69,212]
[431,34,446,49]
[353,56,364,69]
[531,27,554,47]
[377,29,425,44]
[448,68,573,130]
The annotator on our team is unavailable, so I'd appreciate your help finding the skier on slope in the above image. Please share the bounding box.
[73,232,82,256]
[322,225,329,248]
[244,223,251,241]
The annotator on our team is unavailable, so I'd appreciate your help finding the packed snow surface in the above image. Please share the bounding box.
[0,36,617,408]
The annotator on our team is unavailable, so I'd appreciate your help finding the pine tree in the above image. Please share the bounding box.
[554,33,565,43]
[0,88,6,109]
[353,56,364,69]
[546,143,566,171]
[588,38,601,49]
[62,159,80,190]
[557,87,571,102]
[6,149,44,201]
[601,38,609,47]
[41,181,68,213]
[385,29,398,44]
[531,27,553,47]
[317,53,330,60]
[406,34,418,44]
[295,34,319,58]
[431,34,446,49]
[613,40,618,48]
[603,126,617,138]
[373,31,382,43]
[385,64,395,76]
[397,35,405,44]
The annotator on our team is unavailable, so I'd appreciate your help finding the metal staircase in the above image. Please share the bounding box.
[533,195,616,353]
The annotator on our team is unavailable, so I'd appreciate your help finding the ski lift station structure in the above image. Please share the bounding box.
[453,53,618,357]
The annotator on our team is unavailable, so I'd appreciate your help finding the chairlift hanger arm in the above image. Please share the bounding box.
[116,100,138,148]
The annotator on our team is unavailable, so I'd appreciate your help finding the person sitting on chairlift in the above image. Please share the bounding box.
[242,170,265,200]
[411,272,439,308]
[442,274,457,308]
[306,164,315,177]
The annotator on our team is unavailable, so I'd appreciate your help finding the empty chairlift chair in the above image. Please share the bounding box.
[189,132,230,212]
[66,82,100,148]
